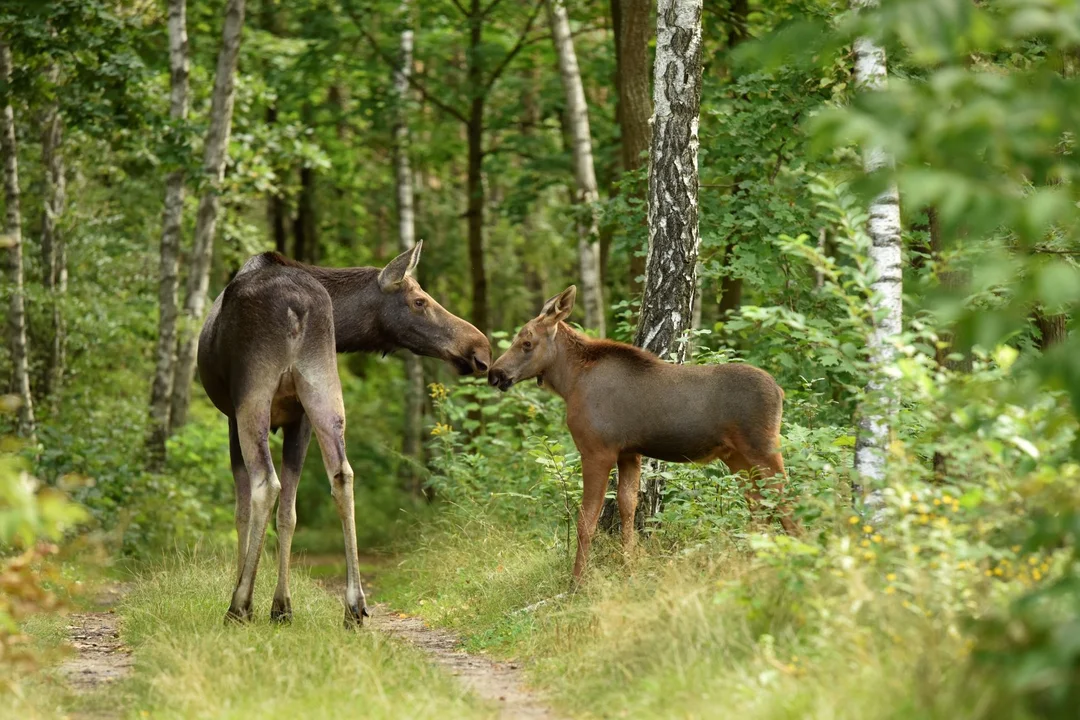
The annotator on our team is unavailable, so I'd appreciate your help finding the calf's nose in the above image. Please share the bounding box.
[473,353,489,373]
[488,368,506,387]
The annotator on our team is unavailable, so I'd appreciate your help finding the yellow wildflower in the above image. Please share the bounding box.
[993,567,1003,577]
[886,573,897,582]
[885,586,896,595]
[1011,545,1021,553]
[860,539,871,548]
[872,534,883,543]
[849,516,860,525]
[933,498,942,506]
[862,525,873,534]
[430,422,453,436]
[863,551,876,561]
[1033,569,1042,581]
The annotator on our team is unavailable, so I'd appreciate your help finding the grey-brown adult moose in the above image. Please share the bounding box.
[487,286,799,582]
[198,242,489,626]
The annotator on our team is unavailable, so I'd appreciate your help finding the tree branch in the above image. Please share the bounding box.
[450,0,469,16]
[483,0,544,94]
[480,0,504,18]
[343,1,468,125]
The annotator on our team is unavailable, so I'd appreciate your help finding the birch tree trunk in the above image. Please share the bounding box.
[852,5,903,497]
[393,0,426,495]
[170,0,246,431]
[0,41,36,442]
[634,0,702,363]
[614,0,652,295]
[41,60,67,405]
[631,0,702,525]
[547,0,605,337]
[147,0,190,468]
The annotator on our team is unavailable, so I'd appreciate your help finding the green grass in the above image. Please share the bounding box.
[8,549,496,720]
[377,515,1023,720]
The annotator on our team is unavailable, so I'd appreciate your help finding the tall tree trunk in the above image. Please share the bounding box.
[547,0,605,337]
[0,41,36,442]
[1033,307,1068,349]
[170,0,246,431]
[41,61,67,406]
[634,0,702,362]
[466,0,488,334]
[266,106,288,254]
[147,0,190,468]
[393,0,426,496]
[293,163,317,262]
[852,4,903,500]
[615,0,652,297]
[631,0,702,526]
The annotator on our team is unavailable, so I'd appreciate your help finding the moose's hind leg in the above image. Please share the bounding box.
[271,416,312,623]
[227,402,281,623]
[616,453,642,552]
[229,418,251,587]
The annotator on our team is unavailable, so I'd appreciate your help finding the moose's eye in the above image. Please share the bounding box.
[413,298,427,308]
[522,340,533,351]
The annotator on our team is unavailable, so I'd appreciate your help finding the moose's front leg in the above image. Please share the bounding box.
[572,450,617,584]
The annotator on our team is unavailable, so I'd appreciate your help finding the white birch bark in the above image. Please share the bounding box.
[634,0,702,362]
[0,41,36,442]
[547,0,605,337]
[170,0,246,430]
[147,0,190,467]
[41,59,67,405]
[852,2,903,495]
[393,0,426,492]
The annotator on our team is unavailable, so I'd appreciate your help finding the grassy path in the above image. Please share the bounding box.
[10,551,565,720]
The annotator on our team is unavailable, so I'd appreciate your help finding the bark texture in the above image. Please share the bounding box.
[147,0,190,468]
[851,9,903,496]
[615,0,652,295]
[41,61,67,404]
[630,0,702,526]
[547,0,605,336]
[634,0,702,363]
[393,0,426,494]
[170,0,246,431]
[0,41,36,441]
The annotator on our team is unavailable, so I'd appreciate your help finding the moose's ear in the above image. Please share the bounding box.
[540,285,576,323]
[378,240,423,291]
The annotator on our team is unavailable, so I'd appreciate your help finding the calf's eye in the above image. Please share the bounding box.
[414,298,426,308]
[522,340,533,351]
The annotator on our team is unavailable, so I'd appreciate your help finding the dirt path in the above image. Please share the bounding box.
[58,583,134,694]
[308,559,561,719]
[370,605,559,719]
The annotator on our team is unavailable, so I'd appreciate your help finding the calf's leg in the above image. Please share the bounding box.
[572,450,617,584]
[271,416,312,623]
[227,403,280,622]
[616,453,641,552]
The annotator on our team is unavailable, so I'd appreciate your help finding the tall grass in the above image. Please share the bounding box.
[379,514,1033,720]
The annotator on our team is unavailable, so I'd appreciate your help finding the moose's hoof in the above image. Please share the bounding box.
[344,604,368,629]
[224,604,252,625]
[270,598,293,624]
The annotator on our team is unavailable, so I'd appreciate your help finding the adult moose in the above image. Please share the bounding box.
[488,286,799,582]
[198,242,489,625]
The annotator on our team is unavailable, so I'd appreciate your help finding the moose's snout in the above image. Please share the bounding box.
[488,367,513,392]
[472,352,489,373]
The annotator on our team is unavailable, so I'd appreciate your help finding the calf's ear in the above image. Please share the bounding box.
[540,285,576,323]
[378,240,423,291]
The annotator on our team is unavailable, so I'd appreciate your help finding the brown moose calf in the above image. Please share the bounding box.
[488,286,799,582]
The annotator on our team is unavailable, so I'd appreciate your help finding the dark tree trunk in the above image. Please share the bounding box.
[293,164,318,263]
[466,0,488,334]
[266,105,288,254]
[616,0,652,297]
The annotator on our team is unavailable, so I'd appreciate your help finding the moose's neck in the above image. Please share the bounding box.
[541,323,588,400]
[301,265,392,353]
